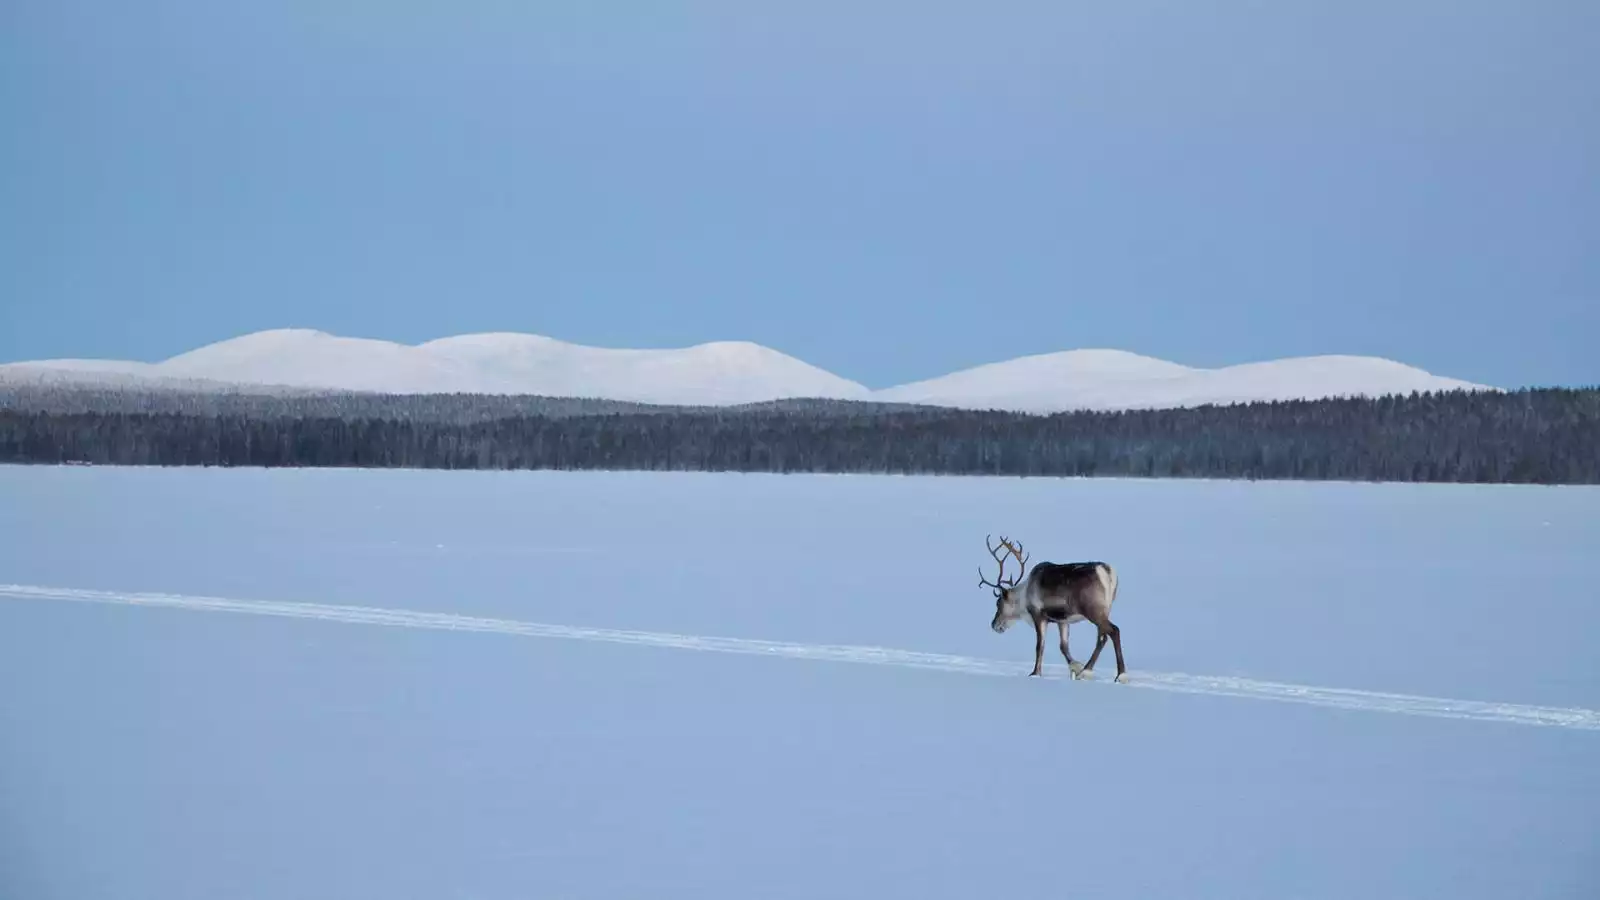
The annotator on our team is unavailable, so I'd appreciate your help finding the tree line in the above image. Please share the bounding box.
[0,382,927,423]
[1,386,1595,484]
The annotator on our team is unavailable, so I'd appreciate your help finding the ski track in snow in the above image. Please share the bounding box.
[4,583,1597,733]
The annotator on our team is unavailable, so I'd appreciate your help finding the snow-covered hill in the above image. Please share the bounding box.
[0,329,1494,410]
[873,348,1494,412]
[0,329,872,407]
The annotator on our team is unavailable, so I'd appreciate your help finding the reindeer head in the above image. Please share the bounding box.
[979,534,1029,633]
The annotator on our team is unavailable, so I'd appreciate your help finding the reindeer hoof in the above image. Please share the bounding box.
[1072,668,1093,681]
[1115,672,1130,685]
[1068,661,1085,676]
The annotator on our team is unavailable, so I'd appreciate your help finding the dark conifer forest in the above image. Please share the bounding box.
[1,384,1596,484]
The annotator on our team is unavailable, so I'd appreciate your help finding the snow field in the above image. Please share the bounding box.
[0,466,1595,898]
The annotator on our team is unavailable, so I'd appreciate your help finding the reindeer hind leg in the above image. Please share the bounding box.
[1077,627,1109,680]
[1106,620,1128,684]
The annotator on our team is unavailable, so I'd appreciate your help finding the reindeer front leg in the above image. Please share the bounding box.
[1058,621,1084,677]
[1030,615,1045,676]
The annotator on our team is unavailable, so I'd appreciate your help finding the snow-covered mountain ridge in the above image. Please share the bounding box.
[0,328,1495,412]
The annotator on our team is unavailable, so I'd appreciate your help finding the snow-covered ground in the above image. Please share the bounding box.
[1,466,1595,898]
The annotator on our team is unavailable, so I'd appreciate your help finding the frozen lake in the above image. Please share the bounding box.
[2,465,1597,898]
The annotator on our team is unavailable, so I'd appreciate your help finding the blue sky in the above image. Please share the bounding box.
[3,1,1595,389]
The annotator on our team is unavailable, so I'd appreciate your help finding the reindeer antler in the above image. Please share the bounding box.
[997,536,1029,574]
[978,533,1029,592]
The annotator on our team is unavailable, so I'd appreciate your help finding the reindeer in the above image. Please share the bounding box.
[978,534,1128,684]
